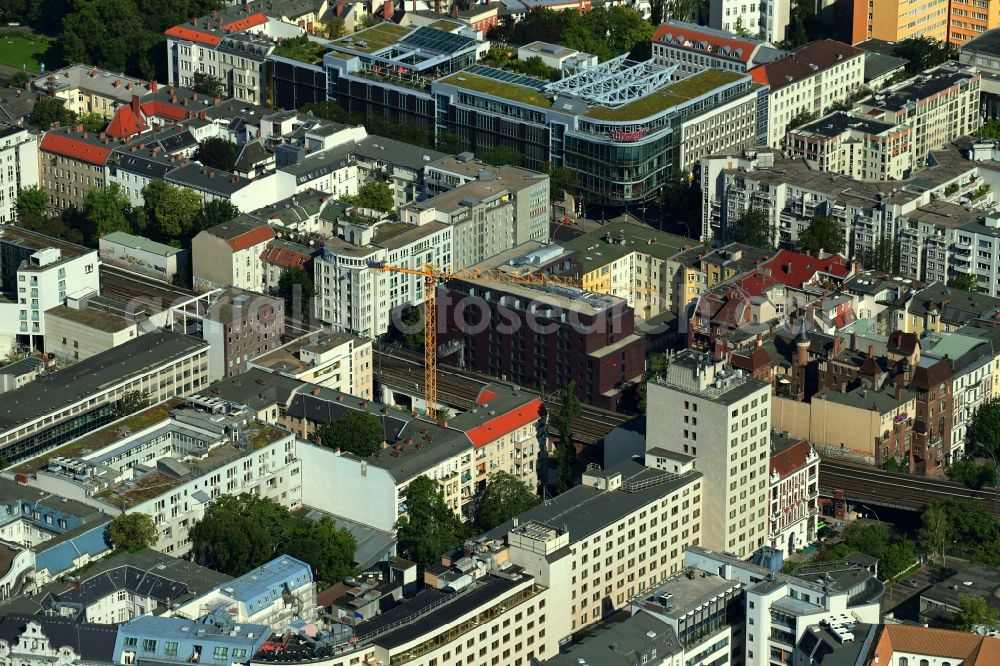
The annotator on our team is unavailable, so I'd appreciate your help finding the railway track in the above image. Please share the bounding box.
[376,349,630,445]
[819,460,998,511]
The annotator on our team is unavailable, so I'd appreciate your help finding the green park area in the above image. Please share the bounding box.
[0,32,52,74]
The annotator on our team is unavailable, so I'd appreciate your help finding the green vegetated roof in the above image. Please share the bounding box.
[333,23,411,53]
[272,38,327,65]
[438,71,551,108]
[584,69,745,121]
[429,19,462,31]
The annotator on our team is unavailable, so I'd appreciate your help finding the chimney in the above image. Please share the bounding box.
[199,111,207,120]
[99,131,106,139]
[214,97,221,106]
[833,336,842,355]
[383,0,393,18]
[868,345,874,359]
[75,123,84,132]
[171,94,178,103]
[849,331,857,351]
[131,93,141,117]
[895,385,903,400]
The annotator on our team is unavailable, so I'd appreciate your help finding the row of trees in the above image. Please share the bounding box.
[808,522,915,581]
[487,7,654,62]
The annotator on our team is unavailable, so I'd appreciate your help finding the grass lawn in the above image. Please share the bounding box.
[0,34,51,74]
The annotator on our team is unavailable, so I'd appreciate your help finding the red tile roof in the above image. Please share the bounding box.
[228,225,275,252]
[106,105,148,139]
[770,439,813,479]
[40,132,112,165]
[142,100,189,122]
[224,12,268,31]
[165,25,222,46]
[261,243,312,269]
[654,22,760,64]
[476,388,499,406]
[748,39,863,91]
[466,398,542,448]
[760,249,850,289]
[879,625,1000,665]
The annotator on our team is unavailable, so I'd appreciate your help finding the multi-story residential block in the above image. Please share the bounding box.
[960,29,1000,118]
[856,63,981,162]
[315,220,452,338]
[0,125,39,224]
[544,609,686,666]
[855,0,949,43]
[171,555,316,630]
[201,288,284,380]
[784,111,913,180]
[884,282,1000,334]
[44,296,140,362]
[293,382,543,527]
[115,616,271,666]
[749,40,866,147]
[443,275,647,410]
[0,614,120,665]
[192,217,276,292]
[0,330,209,463]
[646,350,772,558]
[685,546,883,666]
[31,65,154,118]
[401,165,550,268]
[37,126,115,213]
[352,135,448,208]
[679,85,762,172]
[249,331,373,399]
[652,21,787,79]
[0,226,100,352]
[24,399,300,556]
[98,231,188,284]
[767,432,819,557]
[165,163,280,212]
[486,460,704,634]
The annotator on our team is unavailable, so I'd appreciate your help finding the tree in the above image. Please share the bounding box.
[920,505,949,564]
[728,208,774,249]
[300,101,355,124]
[192,71,225,97]
[282,515,356,583]
[113,390,150,417]
[313,410,384,457]
[894,37,957,75]
[473,472,539,531]
[8,71,30,88]
[482,145,524,167]
[190,493,294,576]
[510,9,569,46]
[277,267,314,322]
[107,513,158,551]
[799,215,844,255]
[78,112,107,132]
[394,305,424,351]
[924,498,998,562]
[355,12,376,30]
[946,459,994,489]
[28,96,74,131]
[437,130,464,154]
[346,181,394,212]
[16,186,49,218]
[955,594,999,631]
[63,0,152,76]
[549,166,579,199]
[325,17,346,39]
[786,109,819,131]
[843,522,891,559]
[194,137,237,172]
[551,380,581,494]
[559,7,654,62]
[396,476,465,569]
[192,199,239,235]
[970,398,1000,458]
[948,274,979,293]
[142,180,203,242]
[880,539,916,580]
[982,119,1000,141]
[83,183,132,242]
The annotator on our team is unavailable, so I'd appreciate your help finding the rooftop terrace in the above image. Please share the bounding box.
[584,69,745,121]
[332,23,411,54]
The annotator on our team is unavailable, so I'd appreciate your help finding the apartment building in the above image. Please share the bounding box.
[249,331,374,400]
[294,383,544,528]
[784,111,913,180]
[37,126,115,213]
[115,615,270,666]
[767,433,819,557]
[443,274,647,410]
[960,28,1000,118]
[192,217,275,293]
[653,21,787,79]
[32,65,154,118]
[44,297,140,362]
[315,220,452,339]
[0,330,209,464]
[855,63,981,162]
[25,399,300,556]
[679,86,762,172]
[353,135,448,209]
[646,350,772,558]
[0,125,39,223]
[0,226,100,352]
[856,0,949,43]
[401,165,550,269]
[749,40,866,147]
[685,547,883,666]
[201,288,284,380]
[487,460,704,634]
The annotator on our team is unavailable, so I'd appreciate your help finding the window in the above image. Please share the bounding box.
[213,647,229,659]
[141,640,156,653]
[165,643,178,657]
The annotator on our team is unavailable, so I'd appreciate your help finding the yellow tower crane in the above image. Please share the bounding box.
[366,261,580,418]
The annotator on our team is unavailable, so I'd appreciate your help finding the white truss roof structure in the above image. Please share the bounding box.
[542,56,678,108]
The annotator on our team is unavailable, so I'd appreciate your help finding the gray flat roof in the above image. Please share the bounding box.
[355,135,448,171]
[485,460,702,543]
[0,331,207,433]
[545,611,682,666]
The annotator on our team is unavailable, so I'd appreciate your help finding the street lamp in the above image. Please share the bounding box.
[858,504,881,523]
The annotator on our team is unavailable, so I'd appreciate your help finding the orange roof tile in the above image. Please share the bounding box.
[40,133,111,165]
[653,23,761,65]
[165,25,222,46]
[466,398,542,448]
[106,105,148,139]
[880,624,1000,663]
[761,249,850,289]
[476,388,499,406]
[228,225,275,252]
[769,439,812,479]
[141,101,189,122]
[224,12,268,31]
